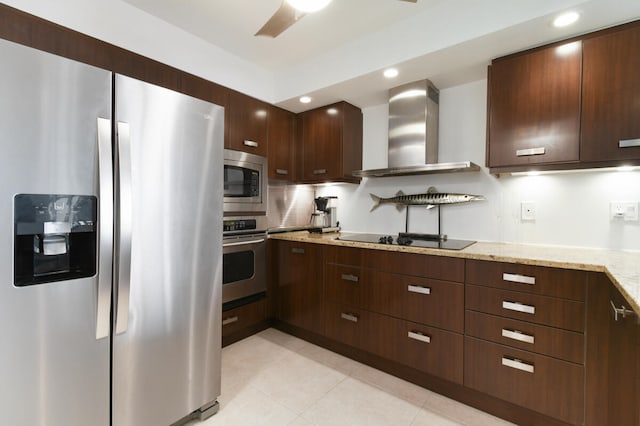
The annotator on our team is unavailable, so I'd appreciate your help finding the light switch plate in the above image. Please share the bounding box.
[521,201,536,221]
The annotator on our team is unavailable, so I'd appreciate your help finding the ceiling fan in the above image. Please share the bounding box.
[255,0,418,38]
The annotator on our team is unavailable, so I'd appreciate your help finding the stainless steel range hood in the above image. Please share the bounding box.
[353,79,480,178]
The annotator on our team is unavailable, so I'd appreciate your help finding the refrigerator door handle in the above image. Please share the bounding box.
[96,118,114,340]
[115,121,133,335]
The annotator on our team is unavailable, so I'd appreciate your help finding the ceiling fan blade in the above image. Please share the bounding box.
[398,0,418,2]
[255,2,306,38]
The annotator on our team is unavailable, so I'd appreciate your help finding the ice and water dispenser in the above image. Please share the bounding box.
[14,194,97,286]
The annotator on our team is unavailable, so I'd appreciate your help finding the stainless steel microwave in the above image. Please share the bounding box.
[223,149,267,213]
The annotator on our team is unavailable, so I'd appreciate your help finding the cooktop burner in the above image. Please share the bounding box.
[337,233,476,251]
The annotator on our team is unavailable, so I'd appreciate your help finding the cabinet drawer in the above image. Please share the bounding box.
[324,302,365,349]
[325,264,365,308]
[222,299,266,337]
[466,285,585,332]
[464,337,584,425]
[466,260,586,301]
[465,310,584,364]
[368,272,464,332]
[400,321,463,384]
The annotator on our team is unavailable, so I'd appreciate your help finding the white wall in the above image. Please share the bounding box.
[317,79,640,251]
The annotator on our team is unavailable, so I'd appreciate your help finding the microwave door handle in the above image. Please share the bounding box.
[96,118,113,340]
[115,121,133,335]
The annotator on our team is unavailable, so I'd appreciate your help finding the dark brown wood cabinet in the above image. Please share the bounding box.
[298,101,362,183]
[581,22,640,162]
[267,106,296,180]
[487,40,582,169]
[274,240,324,334]
[227,91,269,156]
[323,245,465,383]
[464,260,588,424]
[488,19,640,173]
[222,298,268,347]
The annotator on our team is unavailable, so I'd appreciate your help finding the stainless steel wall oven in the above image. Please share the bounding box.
[222,216,267,305]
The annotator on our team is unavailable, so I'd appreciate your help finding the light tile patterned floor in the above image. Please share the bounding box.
[186,328,514,426]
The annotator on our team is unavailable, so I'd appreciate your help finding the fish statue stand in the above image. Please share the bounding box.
[370,186,485,212]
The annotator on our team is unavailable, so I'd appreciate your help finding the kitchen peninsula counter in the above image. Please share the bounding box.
[269,231,640,313]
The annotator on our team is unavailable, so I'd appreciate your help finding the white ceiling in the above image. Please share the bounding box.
[122,0,640,112]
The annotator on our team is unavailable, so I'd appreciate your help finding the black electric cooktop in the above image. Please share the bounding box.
[337,233,476,251]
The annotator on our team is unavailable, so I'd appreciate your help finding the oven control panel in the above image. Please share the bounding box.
[223,219,257,233]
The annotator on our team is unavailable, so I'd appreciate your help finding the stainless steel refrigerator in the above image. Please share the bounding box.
[0,38,223,426]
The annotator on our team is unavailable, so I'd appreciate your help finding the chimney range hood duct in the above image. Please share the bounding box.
[353,79,480,178]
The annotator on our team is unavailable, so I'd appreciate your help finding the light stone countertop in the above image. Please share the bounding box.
[269,231,640,314]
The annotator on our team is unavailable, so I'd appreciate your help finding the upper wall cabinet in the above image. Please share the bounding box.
[227,91,269,157]
[581,23,640,162]
[267,106,296,181]
[487,20,640,174]
[298,101,362,184]
[487,41,582,169]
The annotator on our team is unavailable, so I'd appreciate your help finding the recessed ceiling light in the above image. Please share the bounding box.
[286,0,332,13]
[553,11,580,28]
[299,96,312,104]
[383,68,399,78]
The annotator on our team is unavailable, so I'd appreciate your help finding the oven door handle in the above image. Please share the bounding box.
[223,238,266,248]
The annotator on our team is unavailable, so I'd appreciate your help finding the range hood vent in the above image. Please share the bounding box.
[353,79,480,178]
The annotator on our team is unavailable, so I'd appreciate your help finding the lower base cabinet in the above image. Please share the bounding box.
[464,336,584,425]
[272,241,639,425]
[222,298,268,347]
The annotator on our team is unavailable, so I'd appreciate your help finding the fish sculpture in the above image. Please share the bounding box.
[370,186,485,212]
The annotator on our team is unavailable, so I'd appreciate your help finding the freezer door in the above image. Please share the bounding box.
[0,40,112,425]
[112,75,223,426]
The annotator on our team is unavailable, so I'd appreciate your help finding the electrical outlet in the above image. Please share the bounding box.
[521,201,536,221]
[610,201,639,221]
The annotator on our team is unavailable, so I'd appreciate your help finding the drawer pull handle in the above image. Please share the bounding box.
[619,138,640,148]
[275,168,289,175]
[502,328,535,344]
[341,274,359,282]
[313,169,327,175]
[502,300,535,315]
[502,356,534,373]
[407,285,431,295]
[291,248,305,254]
[243,140,259,148]
[516,147,545,157]
[408,331,431,344]
[502,273,535,285]
[340,312,358,323]
[222,316,239,326]
[610,300,637,321]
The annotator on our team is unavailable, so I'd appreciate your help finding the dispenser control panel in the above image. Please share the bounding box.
[14,194,97,286]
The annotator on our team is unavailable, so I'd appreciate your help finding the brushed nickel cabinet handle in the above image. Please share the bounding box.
[275,168,289,175]
[502,328,535,344]
[502,273,535,285]
[619,138,640,148]
[407,285,431,295]
[222,316,239,326]
[291,248,305,254]
[502,356,534,373]
[313,168,327,175]
[408,331,431,344]
[502,300,535,315]
[340,312,359,323]
[610,300,637,321]
[341,274,359,282]
[516,147,545,157]
[243,140,258,148]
